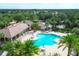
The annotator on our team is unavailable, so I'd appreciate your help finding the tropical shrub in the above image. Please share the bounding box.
[31,22,40,31]
[72,28,79,35]
[0,39,39,56]
[0,32,5,41]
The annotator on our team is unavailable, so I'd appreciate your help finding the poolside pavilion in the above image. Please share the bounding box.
[0,22,30,40]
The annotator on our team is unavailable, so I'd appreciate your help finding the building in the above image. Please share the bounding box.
[38,20,46,30]
[0,22,29,40]
[24,20,32,27]
[23,20,33,30]
[56,25,65,29]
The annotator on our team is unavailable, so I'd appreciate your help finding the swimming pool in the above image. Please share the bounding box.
[33,33,61,47]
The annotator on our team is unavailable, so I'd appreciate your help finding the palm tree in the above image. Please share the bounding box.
[75,45,79,56]
[23,39,39,56]
[31,22,40,31]
[73,36,79,56]
[58,34,77,56]
[0,39,39,56]
[0,41,14,55]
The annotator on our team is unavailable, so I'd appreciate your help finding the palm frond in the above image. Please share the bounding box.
[62,46,67,51]
[58,44,64,48]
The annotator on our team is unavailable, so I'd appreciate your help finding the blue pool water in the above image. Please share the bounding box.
[33,33,61,47]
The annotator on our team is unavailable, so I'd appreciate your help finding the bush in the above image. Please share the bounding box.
[72,28,79,35]
[31,22,40,30]
[58,28,72,33]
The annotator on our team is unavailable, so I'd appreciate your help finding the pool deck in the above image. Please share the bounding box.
[18,30,68,56]
[39,44,68,56]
